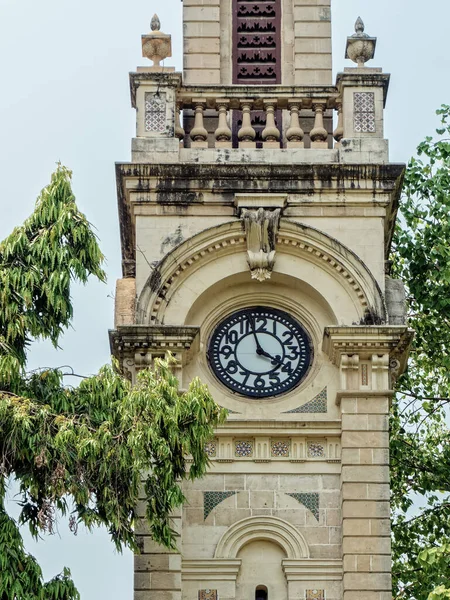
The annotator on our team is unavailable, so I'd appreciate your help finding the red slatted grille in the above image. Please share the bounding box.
[233,0,281,84]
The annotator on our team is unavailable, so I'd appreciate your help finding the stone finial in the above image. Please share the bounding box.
[345,16,377,67]
[353,17,367,38]
[142,15,172,67]
[151,14,161,31]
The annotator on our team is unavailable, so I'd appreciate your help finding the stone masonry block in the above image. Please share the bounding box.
[183,69,221,85]
[250,491,274,509]
[135,573,151,591]
[183,6,220,21]
[184,54,220,69]
[294,22,331,37]
[294,0,330,5]
[344,594,393,600]
[295,38,332,53]
[342,431,389,449]
[295,54,332,70]
[343,519,391,537]
[343,537,391,555]
[342,483,390,501]
[293,6,327,21]
[356,398,390,414]
[134,554,181,572]
[151,572,182,590]
[295,69,332,85]
[183,22,220,37]
[184,37,220,54]
[342,501,390,519]
[344,554,391,573]
[344,572,392,591]
[183,0,219,5]
[342,465,389,483]
[135,592,181,600]
[142,536,177,554]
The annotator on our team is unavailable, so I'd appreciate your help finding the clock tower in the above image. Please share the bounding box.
[111,4,412,600]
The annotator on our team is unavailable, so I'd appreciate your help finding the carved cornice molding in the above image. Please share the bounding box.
[323,325,414,391]
[182,560,242,581]
[323,326,413,364]
[109,325,200,378]
[282,559,343,581]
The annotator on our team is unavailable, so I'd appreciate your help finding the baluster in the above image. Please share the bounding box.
[238,100,256,148]
[214,99,232,148]
[286,100,305,148]
[190,99,208,148]
[262,99,280,148]
[333,100,344,147]
[174,101,185,146]
[310,102,329,149]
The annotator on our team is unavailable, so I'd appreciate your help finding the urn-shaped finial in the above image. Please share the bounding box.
[345,16,377,67]
[151,14,161,31]
[142,15,172,67]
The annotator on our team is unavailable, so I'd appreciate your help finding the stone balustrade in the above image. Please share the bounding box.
[175,85,340,149]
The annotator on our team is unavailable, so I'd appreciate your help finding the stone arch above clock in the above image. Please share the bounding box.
[137,219,387,328]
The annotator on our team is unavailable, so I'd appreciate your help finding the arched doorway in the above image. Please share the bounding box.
[236,541,287,600]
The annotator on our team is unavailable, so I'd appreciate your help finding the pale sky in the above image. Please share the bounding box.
[0,0,449,598]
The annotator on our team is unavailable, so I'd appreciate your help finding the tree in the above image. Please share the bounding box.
[391,106,450,600]
[0,165,226,599]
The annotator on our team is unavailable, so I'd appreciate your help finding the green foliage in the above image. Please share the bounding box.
[0,165,226,599]
[391,106,450,600]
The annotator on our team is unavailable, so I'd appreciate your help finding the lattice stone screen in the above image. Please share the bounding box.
[353,92,376,133]
[232,0,281,84]
[145,93,166,133]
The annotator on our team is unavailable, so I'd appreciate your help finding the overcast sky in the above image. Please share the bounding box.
[0,0,449,598]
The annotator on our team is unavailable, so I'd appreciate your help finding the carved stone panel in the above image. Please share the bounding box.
[232,0,281,84]
[242,207,281,281]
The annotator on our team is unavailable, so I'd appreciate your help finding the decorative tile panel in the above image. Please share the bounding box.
[284,388,327,413]
[145,92,166,133]
[199,590,218,600]
[354,92,376,133]
[308,442,325,458]
[203,491,237,520]
[306,590,324,600]
[271,440,290,457]
[204,440,217,458]
[235,440,254,457]
[287,492,320,521]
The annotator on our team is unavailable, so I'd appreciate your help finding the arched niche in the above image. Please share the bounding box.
[137,219,386,328]
[214,515,310,560]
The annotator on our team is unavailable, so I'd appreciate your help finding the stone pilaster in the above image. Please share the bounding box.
[134,502,182,600]
[323,327,413,600]
[340,391,391,600]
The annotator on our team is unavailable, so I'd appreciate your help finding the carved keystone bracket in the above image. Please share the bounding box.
[241,207,281,282]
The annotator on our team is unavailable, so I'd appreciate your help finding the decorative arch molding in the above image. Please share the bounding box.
[214,515,310,560]
[137,219,386,325]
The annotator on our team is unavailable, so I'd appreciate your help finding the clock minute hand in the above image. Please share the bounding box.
[248,316,282,365]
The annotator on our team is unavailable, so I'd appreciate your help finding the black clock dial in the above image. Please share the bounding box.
[208,307,312,398]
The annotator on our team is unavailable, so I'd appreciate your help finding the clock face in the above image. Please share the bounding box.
[208,307,312,398]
